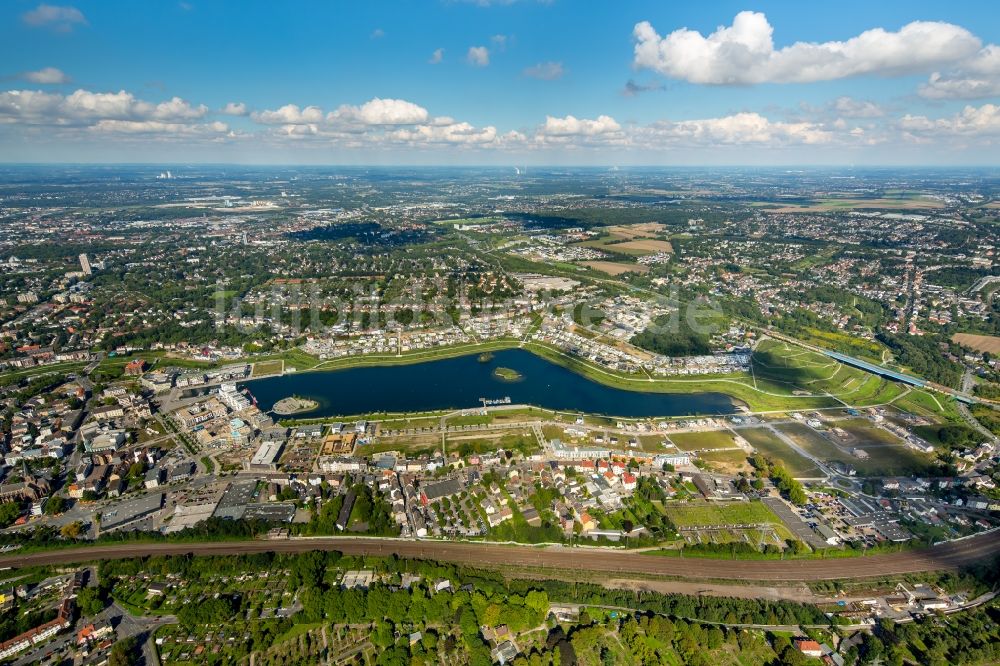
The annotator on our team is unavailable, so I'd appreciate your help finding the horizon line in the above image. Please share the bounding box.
[1,162,1000,170]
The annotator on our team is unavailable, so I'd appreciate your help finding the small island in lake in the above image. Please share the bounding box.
[478,352,494,363]
[492,367,523,382]
[272,395,319,415]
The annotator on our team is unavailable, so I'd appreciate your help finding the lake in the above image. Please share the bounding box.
[242,348,740,419]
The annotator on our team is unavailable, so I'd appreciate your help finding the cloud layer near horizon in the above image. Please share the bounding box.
[2,87,999,156]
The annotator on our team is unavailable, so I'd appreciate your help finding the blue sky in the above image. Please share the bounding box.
[1,1,999,164]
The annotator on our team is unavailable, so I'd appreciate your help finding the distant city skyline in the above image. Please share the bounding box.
[1,1,999,165]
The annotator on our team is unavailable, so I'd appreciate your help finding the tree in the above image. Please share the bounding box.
[45,495,67,515]
[0,502,21,528]
[77,587,105,616]
[108,637,139,666]
[61,521,84,539]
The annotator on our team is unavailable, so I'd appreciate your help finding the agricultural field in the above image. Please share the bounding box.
[738,427,821,477]
[605,222,668,238]
[580,260,649,275]
[611,239,673,254]
[761,195,945,213]
[952,332,1000,355]
[575,237,673,256]
[669,430,739,451]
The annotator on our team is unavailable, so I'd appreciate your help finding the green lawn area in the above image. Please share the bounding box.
[445,430,539,457]
[446,414,493,427]
[669,430,738,451]
[751,339,902,407]
[363,434,441,457]
[273,622,323,645]
[638,434,667,452]
[377,415,444,431]
[779,421,937,477]
[891,388,962,423]
[778,421,851,460]
[136,421,166,444]
[251,359,284,377]
[738,427,821,477]
[663,500,783,528]
[831,418,938,476]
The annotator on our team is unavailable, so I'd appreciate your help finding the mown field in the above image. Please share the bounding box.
[669,430,739,451]
[738,426,821,477]
[663,501,784,528]
[778,421,936,477]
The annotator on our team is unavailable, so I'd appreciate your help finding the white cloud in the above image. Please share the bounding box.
[919,45,1000,99]
[832,96,884,118]
[542,114,620,136]
[90,119,229,136]
[633,12,981,84]
[21,67,71,84]
[467,46,490,67]
[523,61,564,80]
[22,4,87,32]
[252,104,324,125]
[332,98,429,125]
[900,104,1000,137]
[0,89,207,125]
[222,102,248,116]
[429,48,444,64]
[658,113,831,144]
[387,121,499,145]
[370,28,385,39]
[5,84,998,156]
[0,88,231,142]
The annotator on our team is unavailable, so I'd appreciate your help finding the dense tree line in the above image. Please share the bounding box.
[864,604,1000,666]
[876,331,963,388]
[751,455,807,505]
[631,315,711,357]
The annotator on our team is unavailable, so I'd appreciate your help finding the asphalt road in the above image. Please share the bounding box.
[1,530,998,581]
